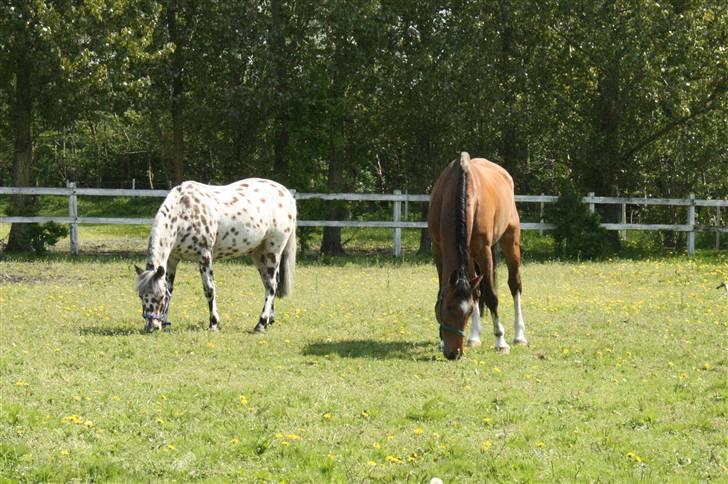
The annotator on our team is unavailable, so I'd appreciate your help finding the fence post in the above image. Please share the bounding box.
[620,203,627,241]
[588,192,595,214]
[393,190,402,257]
[687,193,695,256]
[67,181,79,256]
[716,206,721,250]
[539,193,544,236]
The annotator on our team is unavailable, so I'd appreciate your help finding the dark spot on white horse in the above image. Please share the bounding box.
[222,231,230,240]
[266,253,276,263]
[181,195,191,207]
[261,197,266,203]
[267,268,275,277]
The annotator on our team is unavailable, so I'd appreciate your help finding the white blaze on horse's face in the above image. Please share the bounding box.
[438,271,483,360]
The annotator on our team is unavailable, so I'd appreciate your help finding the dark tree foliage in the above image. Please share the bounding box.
[1,1,725,254]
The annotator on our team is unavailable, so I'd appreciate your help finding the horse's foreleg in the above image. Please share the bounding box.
[198,254,220,330]
[253,252,280,333]
[164,257,180,324]
[500,229,527,345]
[476,247,509,353]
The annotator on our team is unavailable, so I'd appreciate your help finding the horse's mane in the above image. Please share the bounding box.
[455,152,470,273]
[135,269,165,297]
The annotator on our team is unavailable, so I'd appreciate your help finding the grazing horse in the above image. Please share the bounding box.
[428,152,527,360]
[135,178,297,334]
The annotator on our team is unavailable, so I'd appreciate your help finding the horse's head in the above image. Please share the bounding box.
[134,265,169,332]
[436,269,483,360]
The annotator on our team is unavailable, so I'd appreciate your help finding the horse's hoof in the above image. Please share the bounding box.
[253,324,266,334]
[209,324,219,332]
[467,338,482,348]
[513,338,528,346]
[495,345,511,354]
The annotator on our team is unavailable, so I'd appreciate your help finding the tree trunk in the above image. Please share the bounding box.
[167,0,185,185]
[497,0,525,183]
[271,0,289,183]
[5,53,34,253]
[320,142,346,255]
[416,132,433,255]
[586,57,622,248]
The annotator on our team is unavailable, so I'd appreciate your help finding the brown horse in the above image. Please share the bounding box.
[428,152,527,360]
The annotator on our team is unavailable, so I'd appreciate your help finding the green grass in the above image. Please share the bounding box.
[1,251,726,482]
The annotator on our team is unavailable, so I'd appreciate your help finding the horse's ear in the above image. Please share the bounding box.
[134,265,144,276]
[448,270,460,287]
[154,266,165,279]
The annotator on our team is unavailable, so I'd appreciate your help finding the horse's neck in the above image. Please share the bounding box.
[146,208,178,269]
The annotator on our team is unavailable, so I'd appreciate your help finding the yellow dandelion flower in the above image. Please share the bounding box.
[280,441,290,447]
[15,380,29,387]
[111,395,121,401]
[703,363,712,370]
[83,420,94,428]
[414,428,424,435]
[167,444,176,451]
[230,438,240,445]
[275,432,284,439]
[60,449,70,456]
[156,417,165,425]
[482,417,493,425]
[536,441,545,448]
[361,410,369,418]
[385,455,404,464]
[626,451,642,463]
[286,433,301,440]
[328,453,336,461]
[482,440,493,450]
[206,342,215,349]
[368,460,377,466]
[239,395,249,406]
[322,413,332,420]
[372,442,381,449]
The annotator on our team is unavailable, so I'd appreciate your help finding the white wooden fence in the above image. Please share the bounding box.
[0,185,726,256]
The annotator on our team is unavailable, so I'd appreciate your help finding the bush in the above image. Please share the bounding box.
[545,183,609,260]
[22,222,69,255]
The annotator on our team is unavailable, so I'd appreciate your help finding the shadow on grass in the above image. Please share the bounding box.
[302,339,435,360]
[78,321,209,336]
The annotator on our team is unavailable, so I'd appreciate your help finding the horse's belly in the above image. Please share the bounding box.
[212,222,266,259]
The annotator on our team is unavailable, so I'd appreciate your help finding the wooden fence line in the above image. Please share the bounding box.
[1,186,725,256]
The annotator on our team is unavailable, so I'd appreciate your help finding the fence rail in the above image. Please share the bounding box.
[1,186,725,256]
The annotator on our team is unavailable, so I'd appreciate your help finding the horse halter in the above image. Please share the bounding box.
[143,286,172,327]
[436,289,466,337]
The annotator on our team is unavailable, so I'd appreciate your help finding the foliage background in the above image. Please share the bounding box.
[0,1,726,253]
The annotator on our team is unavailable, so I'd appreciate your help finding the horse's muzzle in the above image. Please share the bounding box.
[445,348,462,360]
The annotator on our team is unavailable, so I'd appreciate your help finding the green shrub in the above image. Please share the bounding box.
[23,222,69,255]
[545,183,609,260]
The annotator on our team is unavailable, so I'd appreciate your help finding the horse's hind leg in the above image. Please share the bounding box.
[198,252,220,330]
[500,227,527,345]
[475,246,510,353]
[252,248,282,333]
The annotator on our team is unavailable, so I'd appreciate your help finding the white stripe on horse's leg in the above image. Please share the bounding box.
[491,310,510,353]
[513,291,528,345]
[467,303,482,347]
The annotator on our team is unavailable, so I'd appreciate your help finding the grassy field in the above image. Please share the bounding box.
[1,250,727,482]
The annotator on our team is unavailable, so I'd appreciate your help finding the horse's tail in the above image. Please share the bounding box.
[277,227,296,298]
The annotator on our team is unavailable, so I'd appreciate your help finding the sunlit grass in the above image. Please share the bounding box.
[1,252,726,481]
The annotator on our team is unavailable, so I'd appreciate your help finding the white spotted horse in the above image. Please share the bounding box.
[428,152,527,360]
[135,178,297,333]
